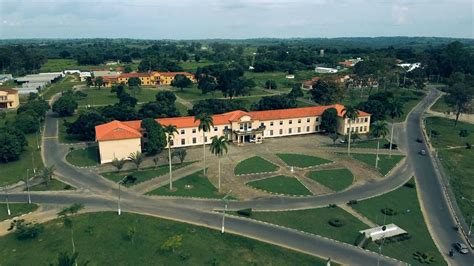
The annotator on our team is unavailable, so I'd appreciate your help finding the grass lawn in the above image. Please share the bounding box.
[394,90,425,122]
[65,146,99,167]
[247,175,312,196]
[179,60,214,72]
[307,169,354,191]
[40,59,127,72]
[175,102,189,116]
[27,179,75,191]
[0,203,38,222]
[431,95,473,114]
[351,181,445,266]
[0,212,326,265]
[350,139,390,149]
[172,85,271,103]
[0,134,43,186]
[147,170,226,199]
[58,113,83,143]
[351,154,404,176]
[42,75,83,100]
[76,87,159,106]
[276,153,332,168]
[426,117,474,225]
[234,156,279,175]
[102,162,193,187]
[244,70,317,91]
[236,207,368,244]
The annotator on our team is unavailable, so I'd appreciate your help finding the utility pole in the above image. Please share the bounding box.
[26,169,31,204]
[118,181,122,215]
[376,226,387,266]
[4,187,11,216]
[221,190,232,234]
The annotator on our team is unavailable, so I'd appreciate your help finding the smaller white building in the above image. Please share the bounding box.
[64,70,81,75]
[397,62,421,72]
[315,67,338,74]
[79,72,92,81]
[359,224,407,241]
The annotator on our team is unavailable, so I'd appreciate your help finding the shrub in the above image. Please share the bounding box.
[64,185,73,190]
[13,220,44,240]
[404,180,416,188]
[413,251,435,264]
[237,208,252,217]
[383,143,398,150]
[328,218,346,227]
[466,142,471,149]
[328,204,337,208]
[347,200,358,206]
[381,208,397,216]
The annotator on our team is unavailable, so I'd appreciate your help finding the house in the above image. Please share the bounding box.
[397,62,421,72]
[79,72,92,82]
[0,89,20,109]
[117,72,155,86]
[153,72,196,85]
[63,70,81,75]
[95,104,371,164]
[315,67,338,74]
[302,77,320,90]
[285,75,295,79]
[338,58,363,68]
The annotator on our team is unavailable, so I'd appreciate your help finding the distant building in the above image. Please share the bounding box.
[285,75,295,79]
[94,71,196,87]
[117,72,155,86]
[105,60,120,66]
[0,88,20,109]
[0,74,13,85]
[320,49,325,57]
[397,62,421,72]
[315,67,338,74]
[63,70,81,75]
[302,77,320,90]
[14,72,64,94]
[338,58,363,68]
[79,72,92,82]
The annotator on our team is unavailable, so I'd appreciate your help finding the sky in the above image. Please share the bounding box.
[0,0,472,39]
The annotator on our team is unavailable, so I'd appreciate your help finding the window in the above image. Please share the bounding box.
[316,117,319,122]
[289,128,292,134]
[181,139,185,145]
[280,121,283,125]
[143,133,148,138]
[364,126,367,132]
[193,137,197,144]
[192,129,196,133]
[270,130,274,136]
[289,120,293,124]
[306,126,310,132]
[316,125,319,131]
[240,124,244,130]
[298,119,301,124]
[297,127,301,133]
[360,126,363,131]
[307,118,310,123]
[180,129,185,134]
[270,122,274,126]
[365,117,368,122]
[279,129,283,135]
[170,140,174,146]
[214,127,218,132]
[260,122,265,127]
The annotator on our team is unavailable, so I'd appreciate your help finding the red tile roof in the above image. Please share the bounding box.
[156,72,194,77]
[95,120,142,141]
[119,73,152,78]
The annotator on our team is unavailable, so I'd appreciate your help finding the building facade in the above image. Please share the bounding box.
[96,71,196,88]
[0,89,20,109]
[95,104,370,164]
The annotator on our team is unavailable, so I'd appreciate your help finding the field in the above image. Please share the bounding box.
[307,168,354,191]
[41,75,83,99]
[352,181,445,265]
[179,60,214,72]
[76,87,160,107]
[425,117,474,224]
[350,139,390,149]
[234,156,279,175]
[244,70,318,91]
[276,153,332,168]
[40,59,138,72]
[0,212,326,265]
[0,204,38,222]
[65,146,99,167]
[247,175,312,196]
[351,154,404,176]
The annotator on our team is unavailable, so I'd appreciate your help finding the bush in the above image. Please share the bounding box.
[466,142,471,149]
[237,208,252,217]
[459,129,469,138]
[347,200,358,206]
[124,175,137,184]
[328,218,346,227]
[64,185,72,190]
[328,204,337,208]
[12,220,44,240]
[381,208,397,216]
[383,143,398,150]
[404,180,416,188]
[413,251,435,264]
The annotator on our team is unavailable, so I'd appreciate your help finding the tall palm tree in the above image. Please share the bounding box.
[40,165,55,187]
[387,98,404,158]
[128,152,144,170]
[370,120,389,169]
[195,113,214,176]
[163,124,178,190]
[209,136,230,192]
[343,105,359,156]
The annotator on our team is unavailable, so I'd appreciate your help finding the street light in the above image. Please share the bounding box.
[376,225,387,266]
[118,178,125,216]
[25,169,31,204]
[221,190,232,234]
[3,187,11,216]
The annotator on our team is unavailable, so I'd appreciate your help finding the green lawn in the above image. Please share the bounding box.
[42,75,83,100]
[179,60,214,72]
[276,153,332,168]
[431,95,473,114]
[27,179,75,191]
[0,134,44,186]
[65,146,99,167]
[58,113,83,143]
[175,102,189,116]
[244,70,318,91]
[234,156,279,175]
[426,117,474,225]
[236,207,368,245]
[351,181,445,266]
[172,85,271,103]
[307,169,354,191]
[0,203,38,222]
[350,139,390,149]
[351,154,405,176]
[102,162,193,187]
[0,212,326,265]
[247,175,312,196]
[76,87,159,106]
[40,59,126,72]
[147,170,226,199]
[394,90,425,122]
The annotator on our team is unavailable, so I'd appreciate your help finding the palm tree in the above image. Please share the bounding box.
[387,98,404,158]
[111,158,126,172]
[163,124,178,190]
[209,136,230,192]
[342,105,359,156]
[128,151,144,170]
[40,165,56,187]
[370,120,389,169]
[194,113,214,176]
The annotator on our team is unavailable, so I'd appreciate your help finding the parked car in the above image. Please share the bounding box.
[454,242,469,254]
[419,149,426,156]
[416,138,423,143]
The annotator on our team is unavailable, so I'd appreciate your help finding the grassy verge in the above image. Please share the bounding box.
[234,156,279,175]
[0,212,327,265]
[276,153,332,168]
[234,207,367,244]
[65,146,99,167]
[351,154,404,176]
[307,169,354,191]
[247,175,312,196]
[431,95,473,114]
[0,204,38,222]
[27,179,75,191]
[42,75,83,100]
[350,139,390,149]
[351,181,445,265]
[76,87,159,107]
[58,113,82,143]
[147,170,227,199]
[102,162,193,187]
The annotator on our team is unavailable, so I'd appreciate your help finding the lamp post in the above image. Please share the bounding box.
[118,179,123,216]
[3,187,11,216]
[25,169,31,204]
[376,225,387,266]
[221,190,232,234]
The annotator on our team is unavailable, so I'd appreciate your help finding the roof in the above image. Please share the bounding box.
[119,73,152,78]
[0,88,18,94]
[156,72,194,77]
[95,120,142,141]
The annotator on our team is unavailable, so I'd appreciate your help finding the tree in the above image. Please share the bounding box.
[141,118,166,155]
[445,82,473,126]
[123,65,133,73]
[128,152,144,170]
[59,50,71,59]
[65,111,108,141]
[40,165,55,186]
[128,77,141,88]
[172,148,187,164]
[171,74,192,91]
[138,102,179,119]
[118,92,138,108]
[209,136,229,192]
[0,130,23,162]
[370,120,389,169]
[153,156,160,169]
[100,104,138,121]
[52,94,78,117]
[112,158,126,172]
[55,251,79,266]
[163,124,178,190]
[320,108,338,134]
[251,95,296,111]
[12,112,39,134]
[265,80,277,90]
[198,75,217,95]
[17,98,50,120]
[195,113,214,176]
[94,77,104,89]
[387,98,404,157]
[86,77,93,87]
[189,99,246,116]
[160,235,183,253]
[57,203,84,258]
[311,80,343,105]
[342,105,359,155]
[288,84,303,99]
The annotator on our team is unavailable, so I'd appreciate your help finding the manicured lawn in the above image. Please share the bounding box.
[247,175,312,196]
[42,75,83,99]
[276,153,332,168]
[431,95,473,114]
[40,59,126,72]
[307,169,354,191]
[147,170,226,199]
[65,146,99,167]
[76,87,159,106]
[172,85,271,102]
[0,212,326,265]
[102,162,193,187]
[0,134,44,186]
[234,156,279,175]
[351,154,404,176]
[236,207,368,245]
[0,203,38,222]
[179,60,214,72]
[244,70,317,91]
[426,117,474,225]
[27,179,75,191]
[350,139,390,149]
[351,181,445,266]
[175,102,189,116]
